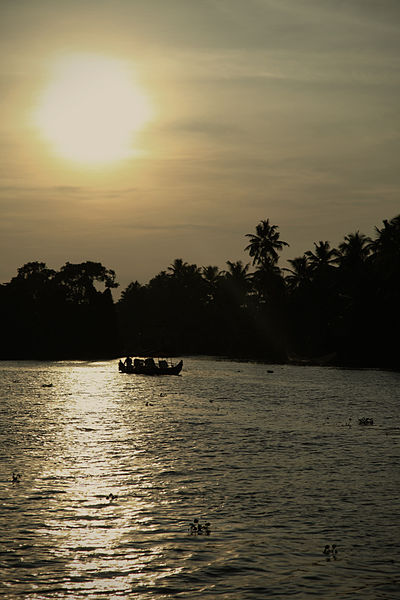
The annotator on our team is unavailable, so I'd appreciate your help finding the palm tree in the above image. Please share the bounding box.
[224,260,251,281]
[223,260,252,303]
[336,231,372,269]
[202,265,223,303]
[283,255,312,291]
[305,241,338,272]
[202,265,223,285]
[370,215,400,281]
[372,215,400,253]
[369,215,400,368]
[168,258,190,277]
[168,258,202,284]
[245,219,289,268]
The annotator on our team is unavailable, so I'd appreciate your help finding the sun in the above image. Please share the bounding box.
[34,54,152,165]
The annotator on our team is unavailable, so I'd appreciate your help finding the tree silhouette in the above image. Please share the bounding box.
[245,219,289,267]
[202,265,223,303]
[2,213,399,368]
[56,261,118,304]
[1,261,119,359]
[305,241,338,272]
[283,255,312,291]
[336,231,372,269]
[223,260,251,302]
[243,221,289,361]
[371,215,400,282]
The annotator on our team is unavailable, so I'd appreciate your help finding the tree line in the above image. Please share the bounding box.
[0,261,119,359]
[1,214,399,368]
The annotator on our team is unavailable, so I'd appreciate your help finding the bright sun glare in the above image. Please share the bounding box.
[34,54,152,165]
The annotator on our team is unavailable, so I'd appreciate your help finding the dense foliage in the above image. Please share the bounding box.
[0,261,119,359]
[117,215,399,368]
[1,215,399,368]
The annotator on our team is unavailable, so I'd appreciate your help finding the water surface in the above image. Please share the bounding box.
[1,358,399,599]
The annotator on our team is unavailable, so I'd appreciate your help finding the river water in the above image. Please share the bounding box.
[0,357,399,599]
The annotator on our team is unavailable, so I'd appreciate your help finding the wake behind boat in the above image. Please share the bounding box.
[119,356,183,375]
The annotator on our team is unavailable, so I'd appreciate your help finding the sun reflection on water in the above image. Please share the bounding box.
[33,362,166,591]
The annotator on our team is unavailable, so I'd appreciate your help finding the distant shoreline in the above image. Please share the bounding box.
[1,352,398,372]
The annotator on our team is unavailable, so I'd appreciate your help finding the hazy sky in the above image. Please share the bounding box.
[1,0,399,292]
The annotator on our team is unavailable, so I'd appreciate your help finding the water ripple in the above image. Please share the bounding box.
[0,358,399,599]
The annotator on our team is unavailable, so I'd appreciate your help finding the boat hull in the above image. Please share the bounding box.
[119,359,183,376]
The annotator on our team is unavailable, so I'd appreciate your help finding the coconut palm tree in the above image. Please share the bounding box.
[202,265,223,303]
[370,215,400,281]
[245,219,289,268]
[168,258,193,278]
[336,231,372,269]
[224,260,251,281]
[372,215,400,253]
[305,241,338,272]
[222,260,252,304]
[283,255,312,291]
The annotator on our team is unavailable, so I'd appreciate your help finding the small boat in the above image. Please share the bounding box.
[118,357,183,376]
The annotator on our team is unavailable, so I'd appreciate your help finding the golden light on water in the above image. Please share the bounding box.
[34,54,152,165]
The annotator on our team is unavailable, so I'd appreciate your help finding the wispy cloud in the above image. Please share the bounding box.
[0,0,399,289]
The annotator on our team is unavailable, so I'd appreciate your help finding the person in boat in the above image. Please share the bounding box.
[125,356,133,369]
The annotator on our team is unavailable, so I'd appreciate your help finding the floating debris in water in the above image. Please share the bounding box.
[189,518,211,536]
[106,493,117,502]
[359,417,374,425]
[338,418,352,427]
[42,383,53,388]
[323,544,338,559]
